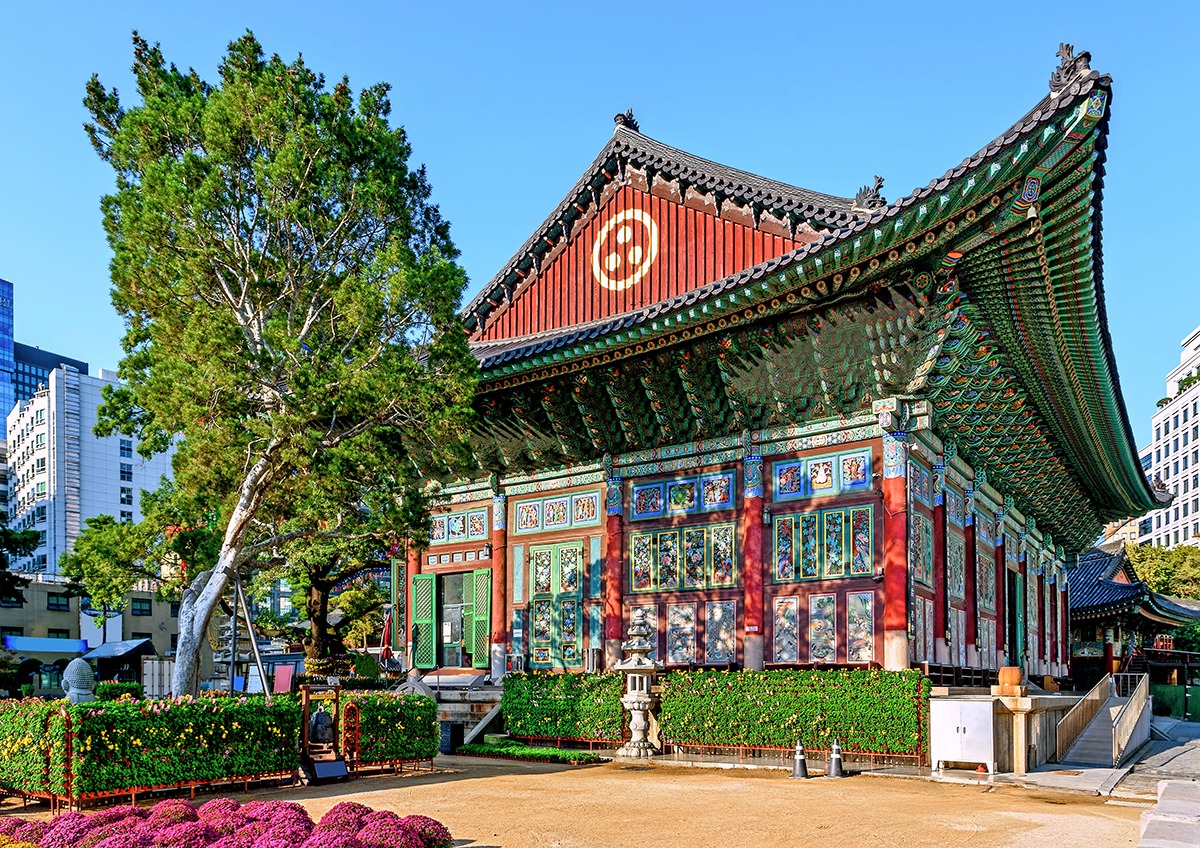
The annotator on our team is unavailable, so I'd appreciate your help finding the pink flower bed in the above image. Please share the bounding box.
[6,800,450,848]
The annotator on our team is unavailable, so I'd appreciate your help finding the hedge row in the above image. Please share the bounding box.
[96,682,144,701]
[0,690,438,799]
[500,672,625,741]
[658,668,930,754]
[342,692,438,763]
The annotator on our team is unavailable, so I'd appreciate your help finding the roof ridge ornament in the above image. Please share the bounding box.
[852,175,886,212]
[614,109,640,133]
[1049,43,1092,97]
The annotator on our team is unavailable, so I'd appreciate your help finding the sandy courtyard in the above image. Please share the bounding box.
[1,756,1143,848]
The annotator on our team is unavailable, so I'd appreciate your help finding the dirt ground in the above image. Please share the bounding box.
[1,756,1143,848]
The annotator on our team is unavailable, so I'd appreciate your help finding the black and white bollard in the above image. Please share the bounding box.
[827,739,845,778]
[789,741,809,779]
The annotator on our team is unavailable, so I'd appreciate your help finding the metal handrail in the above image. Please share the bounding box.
[1112,674,1149,766]
[1114,672,1143,698]
[1056,674,1111,762]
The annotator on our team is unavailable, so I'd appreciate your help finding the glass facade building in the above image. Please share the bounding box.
[0,279,14,417]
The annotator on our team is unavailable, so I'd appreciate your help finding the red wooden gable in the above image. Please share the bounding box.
[473,184,811,342]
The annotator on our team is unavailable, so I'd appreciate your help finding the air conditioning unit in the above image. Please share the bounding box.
[504,653,525,673]
[585,647,603,673]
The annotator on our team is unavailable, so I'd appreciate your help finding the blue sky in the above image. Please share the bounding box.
[1,2,1196,447]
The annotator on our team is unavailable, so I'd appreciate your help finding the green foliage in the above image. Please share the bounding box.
[351,651,382,679]
[0,699,70,795]
[1170,623,1200,653]
[1128,543,1200,599]
[0,651,21,696]
[0,518,42,604]
[456,739,605,764]
[96,681,144,701]
[342,692,437,763]
[657,668,930,755]
[59,516,154,613]
[501,672,626,741]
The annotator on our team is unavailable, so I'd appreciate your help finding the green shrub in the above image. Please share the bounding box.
[0,698,70,795]
[456,739,605,764]
[96,681,143,701]
[658,668,929,755]
[501,672,625,741]
[342,692,438,763]
[351,652,381,679]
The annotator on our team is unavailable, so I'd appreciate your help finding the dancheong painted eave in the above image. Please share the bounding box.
[460,46,1167,552]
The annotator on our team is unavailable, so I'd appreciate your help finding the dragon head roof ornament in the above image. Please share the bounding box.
[852,175,886,212]
[1049,43,1092,97]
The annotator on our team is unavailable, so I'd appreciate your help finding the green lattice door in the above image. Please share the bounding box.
[411,573,437,669]
[471,568,491,669]
[529,542,583,670]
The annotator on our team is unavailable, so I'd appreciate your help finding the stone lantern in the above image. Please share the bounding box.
[614,608,663,758]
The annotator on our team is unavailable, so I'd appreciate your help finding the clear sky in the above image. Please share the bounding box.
[1,1,1196,447]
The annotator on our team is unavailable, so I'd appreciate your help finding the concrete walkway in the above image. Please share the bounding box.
[1114,718,1200,798]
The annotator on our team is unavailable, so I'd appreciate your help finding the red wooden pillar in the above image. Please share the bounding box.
[1018,546,1028,672]
[882,431,910,670]
[995,511,1006,664]
[603,476,625,669]
[490,493,509,678]
[742,454,765,670]
[1048,571,1058,669]
[1061,583,1071,676]
[932,461,948,665]
[964,485,978,666]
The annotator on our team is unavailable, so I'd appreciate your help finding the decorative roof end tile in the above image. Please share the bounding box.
[614,109,640,133]
[1050,43,1092,97]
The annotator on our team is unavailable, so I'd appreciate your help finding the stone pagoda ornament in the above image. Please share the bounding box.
[614,608,663,758]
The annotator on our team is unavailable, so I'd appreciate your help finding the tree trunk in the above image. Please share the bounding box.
[305,583,335,660]
[171,453,275,695]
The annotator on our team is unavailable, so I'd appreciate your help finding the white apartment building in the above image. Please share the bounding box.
[1140,324,1200,548]
[6,366,174,577]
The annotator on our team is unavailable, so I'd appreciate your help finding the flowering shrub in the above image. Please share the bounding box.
[96,683,144,702]
[0,699,71,795]
[657,668,930,755]
[341,694,437,764]
[12,799,450,848]
[500,672,625,741]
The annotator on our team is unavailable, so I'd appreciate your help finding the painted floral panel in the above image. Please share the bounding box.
[667,603,696,664]
[572,492,599,525]
[632,603,658,661]
[923,598,934,661]
[561,599,578,643]
[911,514,934,586]
[657,531,680,590]
[562,644,578,662]
[847,592,874,663]
[977,551,995,611]
[978,516,994,545]
[533,600,552,642]
[430,516,447,543]
[841,452,870,490]
[776,461,805,497]
[800,514,819,578]
[633,484,663,517]
[683,528,707,588]
[711,524,736,586]
[631,533,653,591]
[823,510,846,578]
[467,510,488,540]
[912,597,926,663]
[559,545,580,593]
[667,481,697,513]
[702,474,733,509]
[517,502,541,531]
[532,646,551,664]
[775,516,795,581]
[773,596,799,663]
[947,534,965,599]
[809,459,834,492]
[809,594,836,663]
[705,601,737,663]
[850,506,873,575]
[544,497,570,528]
[448,514,467,541]
[533,549,553,594]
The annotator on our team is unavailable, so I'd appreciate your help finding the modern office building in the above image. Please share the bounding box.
[0,280,15,418]
[6,365,175,578]
[1140,324,1200,548]
[13,342,88,404]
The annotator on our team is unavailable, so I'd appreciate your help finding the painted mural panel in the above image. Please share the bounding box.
[559,545,580,593]
[631,532,653,591]
[561,599,578,643]
[947,535,966,599]
[978,551,996,612]
[711,524,736,586]
[657,531,680,590]
[702,474,734,509]
[912,597,926,663]
[800,514,819,578]
[683,528,707,589]
[823,511,847,578]
[773,449,874,501]
[533,599,552,643]
[631,472,735,520]
[773,596,800,663]
[809,594,837,664]
[705,601,737,663]
[847,592,874,663]
[667,603,696,664]
[911,513,934,586]
[533,548,553,594]
[850,507,873,576]
[633,483,664,518]
[775,516,795,581]
[631,523,737,592]
[543,497,570,529]
[923,598,934,661]
[956,608,967,667]
[774,506,873,583]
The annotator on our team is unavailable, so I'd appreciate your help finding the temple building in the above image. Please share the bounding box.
[400,46,1169,682]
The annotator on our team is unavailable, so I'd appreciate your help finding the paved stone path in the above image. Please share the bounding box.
[1115,719,1200,797]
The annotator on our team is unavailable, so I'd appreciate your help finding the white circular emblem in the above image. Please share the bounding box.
[591,209,659,291]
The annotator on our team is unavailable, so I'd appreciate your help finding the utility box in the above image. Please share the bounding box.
[931,697,1005,773]
[142,657,174,699]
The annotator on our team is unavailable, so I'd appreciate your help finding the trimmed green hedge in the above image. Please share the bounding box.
[501,672,625,741]
[0,694,300,798]
[658,668,929,755]
[96,681,143,701]
[456,739,605,764]
[342,692,438,763]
